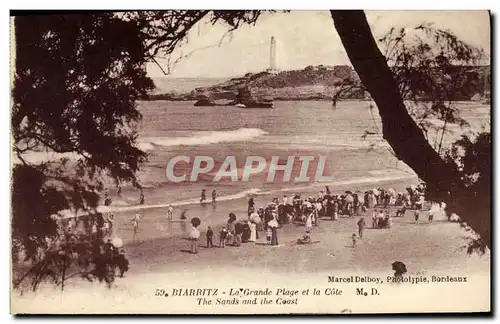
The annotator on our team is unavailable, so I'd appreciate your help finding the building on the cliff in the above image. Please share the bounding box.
[266,36,280,75]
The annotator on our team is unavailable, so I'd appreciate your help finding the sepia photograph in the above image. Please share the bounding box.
[9,9,491,314]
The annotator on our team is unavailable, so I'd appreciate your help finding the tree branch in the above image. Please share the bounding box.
[330,10,490,248]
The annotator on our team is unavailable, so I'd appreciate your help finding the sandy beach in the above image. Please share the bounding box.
[11,174,490,314]
[11,181,490,314]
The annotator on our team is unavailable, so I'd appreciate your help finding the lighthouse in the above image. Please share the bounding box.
[267,36,279,74]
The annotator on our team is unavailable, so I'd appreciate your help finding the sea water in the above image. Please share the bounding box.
[125,99,489,207]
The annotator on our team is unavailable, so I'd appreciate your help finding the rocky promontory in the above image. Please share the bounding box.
[146,64,490,103]
[147,65,366,102]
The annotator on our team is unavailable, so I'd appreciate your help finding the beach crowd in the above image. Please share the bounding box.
[186,183,435,253]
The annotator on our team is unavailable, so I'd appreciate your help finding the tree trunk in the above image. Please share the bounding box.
[329,10,490,249]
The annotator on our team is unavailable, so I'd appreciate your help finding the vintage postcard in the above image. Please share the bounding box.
[10,10,491,314]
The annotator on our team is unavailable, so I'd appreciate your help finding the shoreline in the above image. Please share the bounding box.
[57,168,417,219]
[110,175,423,264]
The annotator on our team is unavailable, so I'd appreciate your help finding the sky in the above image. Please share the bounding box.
[147,10,491,78]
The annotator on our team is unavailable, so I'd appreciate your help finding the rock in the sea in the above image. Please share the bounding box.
[194,97,216,107]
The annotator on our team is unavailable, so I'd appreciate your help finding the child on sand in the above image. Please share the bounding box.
[167,205,173,220]
[266,227,272,245]
[351,233,357,248]
[219,226,228,248]
[385,212,392,229]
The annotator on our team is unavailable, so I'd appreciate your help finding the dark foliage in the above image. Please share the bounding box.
[12,13,154,290]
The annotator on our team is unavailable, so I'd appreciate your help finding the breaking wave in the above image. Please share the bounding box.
[137,128,268,151]
[57,170,417,218]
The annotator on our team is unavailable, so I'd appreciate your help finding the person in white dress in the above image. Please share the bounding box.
[315,200,323,219]
[249,221,257,242]
[305,213,313,231]
[189,226,200,254]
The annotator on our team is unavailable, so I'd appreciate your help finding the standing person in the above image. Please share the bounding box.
[266,227,272,245]
[102,218,110,235]
[332,200,339,221]
[200,189,206,203]
[414,209,420,224]
[133,213,141,232]
[248,197,255,215]
[104,190,112,206]
[206,226,214,248]
[139,190,145,205]
[305,213,313,232]
[372,210,378,229]
[189,225,200,254]
[378,210,385,228]
[132,213,141,243]
[167,205,174,220]
[357,217,365,238]
[282,195,288,205]
[91,220,98,240]
[234,222,243,247]
[227,213,237,245]
[315,199,323,219]
[106,213,115,235]
[212,189,217,204]
[249,221,257,242]
[271,226,278,246]
[67,217,77,232]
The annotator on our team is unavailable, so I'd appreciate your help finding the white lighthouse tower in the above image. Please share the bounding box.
[267,36,279,74]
